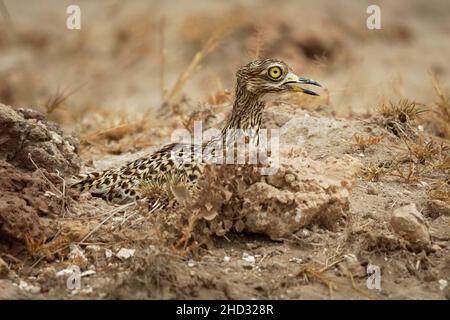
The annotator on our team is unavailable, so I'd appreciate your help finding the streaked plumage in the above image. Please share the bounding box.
[70,58,322,203]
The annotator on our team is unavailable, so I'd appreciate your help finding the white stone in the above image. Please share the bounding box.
[116,248,135,260]
[439,279,448,291]
[242,253,256,265]
[105,249,113,259]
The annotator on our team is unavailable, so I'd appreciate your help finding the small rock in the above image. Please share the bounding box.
[367,184,378,195]
[17,280,41,294]
[56,268,74,277]
[438,279,448,291]
[390,204,430,248]
[430,244,441,252]
[242,252,256,267]
[288,257,303,264]
[116,248,135,260]
[187,260,196,267]
[105,249,113,259]
[223,256,231,263]
[85,245,102,252]
[301,229,310,237]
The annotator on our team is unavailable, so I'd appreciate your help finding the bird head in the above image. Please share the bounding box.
[236,58,322,97]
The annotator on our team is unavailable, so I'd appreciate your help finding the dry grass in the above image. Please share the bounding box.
[361,162,390,182]
[163,31,226,104]
[378,99,427,122]
[353,133,385,152]
[44,83,86,115]
[424,75,450,139]
[427,179,450,203]
[378,99,427,138]
[297,262,338,294]
[403,135,441,165]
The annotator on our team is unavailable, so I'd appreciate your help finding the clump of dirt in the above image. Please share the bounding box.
[0,160,62,247]
[0,104,81,259]
[0,104,81,176]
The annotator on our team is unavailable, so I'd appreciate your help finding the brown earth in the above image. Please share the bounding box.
[0,0,449,300]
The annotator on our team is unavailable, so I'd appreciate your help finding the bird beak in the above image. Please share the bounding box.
[283,72,322,96]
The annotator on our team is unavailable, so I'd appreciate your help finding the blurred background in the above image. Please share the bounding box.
[0,0,449,132]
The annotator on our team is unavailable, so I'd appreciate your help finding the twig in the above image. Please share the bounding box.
[78,202,135,244]
[54,170,67,217]
[121,199,161,226]
[28,153,63,197]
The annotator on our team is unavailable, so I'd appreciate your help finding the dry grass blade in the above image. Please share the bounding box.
[176,209,201,251]
[427,179,450,203]
[78,202,135,244]
[164,30,226,103]
[298,262,339,295]
[44,82,87,114]
[28,153,64,198]
[251,26,265,60]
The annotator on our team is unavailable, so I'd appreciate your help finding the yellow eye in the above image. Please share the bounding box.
[268,66,283,80]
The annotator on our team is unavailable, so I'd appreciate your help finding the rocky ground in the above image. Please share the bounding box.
[0,0,449,300]
[0,101,449,300]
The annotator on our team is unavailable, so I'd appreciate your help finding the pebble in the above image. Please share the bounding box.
[105,249,113,259]
[242,253,256,265]
[116,248,135,260]
[288,257,303,264]
[187,260,196,267]
[390,203,430,247]
[17,280,41,294]
[367,184,378,195]
[439,279,448,291]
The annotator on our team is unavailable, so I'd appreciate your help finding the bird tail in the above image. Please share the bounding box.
[69,171,107,193]
[69,168,139,204]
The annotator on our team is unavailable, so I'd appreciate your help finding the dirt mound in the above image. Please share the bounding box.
[0,104,80,255]
[0,160,62,246]
[0,104,80,176]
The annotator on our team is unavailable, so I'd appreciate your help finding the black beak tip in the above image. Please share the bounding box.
[303,88,320,96]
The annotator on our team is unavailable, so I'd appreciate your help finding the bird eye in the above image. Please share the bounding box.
[267,66,283,80]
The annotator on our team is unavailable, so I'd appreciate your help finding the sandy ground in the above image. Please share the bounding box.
[0,0,449,300]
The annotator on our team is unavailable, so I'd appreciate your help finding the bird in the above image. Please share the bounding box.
[70,58,322,204]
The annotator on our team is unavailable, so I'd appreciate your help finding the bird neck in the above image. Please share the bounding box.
[221,85,265,135]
